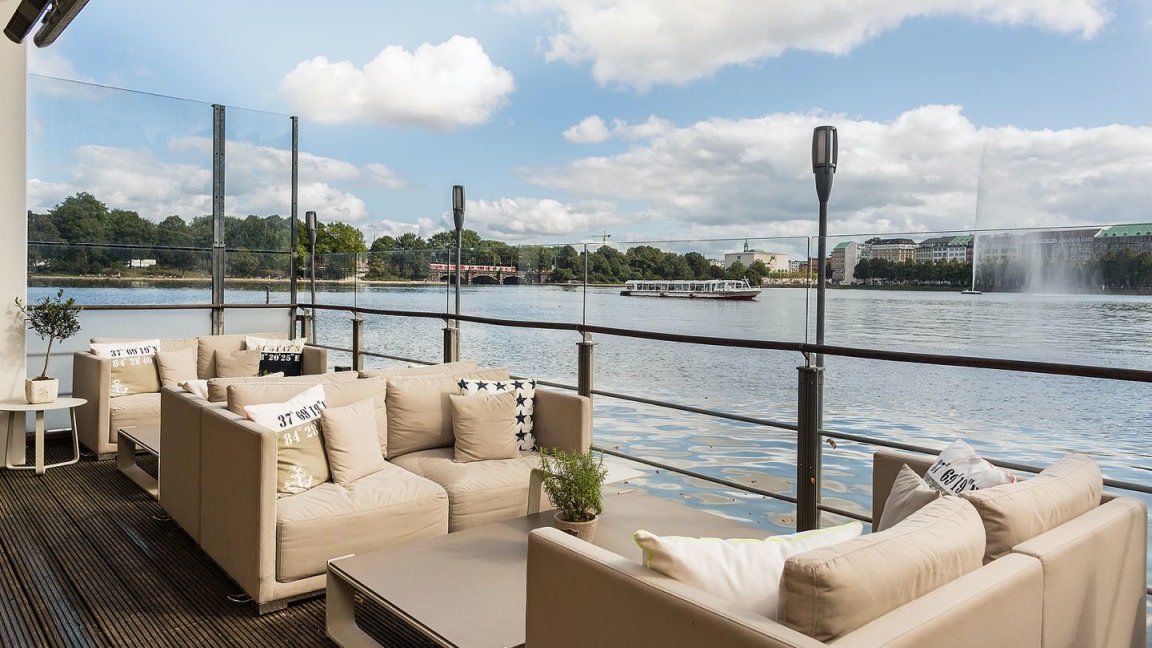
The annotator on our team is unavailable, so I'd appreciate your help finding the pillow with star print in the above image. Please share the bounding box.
[458,377,537,450]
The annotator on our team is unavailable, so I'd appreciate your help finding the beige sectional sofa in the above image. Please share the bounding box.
[73,332,327,458]
[161,361,592,613]
[526,450,1147,648]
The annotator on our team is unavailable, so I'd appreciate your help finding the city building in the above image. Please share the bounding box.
[831,241,860,284]
[723,241,790,273]
[1093,224,1152,256]
[862,238,917,263]
[915,236,971,263]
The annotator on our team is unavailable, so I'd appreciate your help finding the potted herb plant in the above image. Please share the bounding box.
[15,289,82,404]
[538,447,607,540]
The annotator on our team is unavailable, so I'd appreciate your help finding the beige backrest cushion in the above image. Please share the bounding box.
[213,349,263,378]
[385,367,509,459]
[321,397,387,483]
[779,496,985,642]
[875,463,941,531]
[960,452,1102,562]
[156,347,199,387]
[358,359,479,379]
[196,332,285,378]
[207,370,357,403]
[450,392,520,463]
[227,375,389,455]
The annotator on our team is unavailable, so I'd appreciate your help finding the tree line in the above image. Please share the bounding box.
[852,251,1152,291]
[26,192,777,284]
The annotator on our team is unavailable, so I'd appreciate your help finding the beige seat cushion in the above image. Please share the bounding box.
[276,462,449,582]
[358,359,479,379]
[960,452,1102,562]
[227,376,389,455]
[779,496,985,642]
[385,368,509,459]
[390,446,540,532]
[107,392,161,444]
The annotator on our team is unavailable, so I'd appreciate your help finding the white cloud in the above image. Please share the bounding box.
[446,196,639,242]
[563,115,611,143]
[517,0,1111,90]
[28,50,86,80]
[280,36,515,130]
[524,105,1152,239]
[27,137,398,225]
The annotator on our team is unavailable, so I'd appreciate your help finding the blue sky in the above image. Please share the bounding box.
[23,0,1152,257]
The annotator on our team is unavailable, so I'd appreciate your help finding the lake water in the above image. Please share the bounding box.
[32,283,1152,533]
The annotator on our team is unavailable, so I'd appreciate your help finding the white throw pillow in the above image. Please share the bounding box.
[458,377,537,450]
[925,439,1015,496]
[634,521,864,619]
[243,383,329,496]
[180,379,210,400]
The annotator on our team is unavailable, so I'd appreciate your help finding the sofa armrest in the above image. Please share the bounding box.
[301,345,327,375]
[833,553,1043,648]
[72,351,112,456]
[532,389,590,453]
[526,526,826,648]
[159,386,218,542]
[872,450,934,525]
[1012,496,1147,648]
[198,406,279,602]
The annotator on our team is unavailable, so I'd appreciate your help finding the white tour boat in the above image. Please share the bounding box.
[619,279,761,300]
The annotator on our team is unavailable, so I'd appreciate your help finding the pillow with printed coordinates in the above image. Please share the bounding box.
[245,335,306,376]
[243,383,329,497]
[90,339,161,397]
[925,439,1016,496]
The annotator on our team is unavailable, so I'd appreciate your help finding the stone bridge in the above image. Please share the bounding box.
[428,263,537,285]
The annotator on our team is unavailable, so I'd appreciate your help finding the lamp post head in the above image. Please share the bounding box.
[452,185,465,232]
[305,210,318,247]
[811,125,837,203]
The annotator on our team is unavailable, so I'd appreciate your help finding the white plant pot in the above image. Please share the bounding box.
[25,378,59,404]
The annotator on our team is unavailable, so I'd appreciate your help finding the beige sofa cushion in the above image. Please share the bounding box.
[876,463,941,531]
[156,347,198,387]
[450,392,520,463]
[90,339,162,397]
[358,359,479,379]
[214,349,263,378]
[386,368,509,459]
[321,398,387,484]
[276,462,449,582]
[227,375,389,454]
[960,452,1102,562]
[390,446,539,532]
[780,496,985,642]
[207,370,356,402]
[108,392,161,444]
[197,332,284,379]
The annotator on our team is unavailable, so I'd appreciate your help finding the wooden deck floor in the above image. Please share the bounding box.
[0,437,434,648]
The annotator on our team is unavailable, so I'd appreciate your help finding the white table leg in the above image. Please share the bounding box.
[4,411,23,468]
[34,410,45,475]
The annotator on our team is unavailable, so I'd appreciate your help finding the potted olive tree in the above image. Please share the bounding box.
[538,447,607,540]
[15,289,82,404]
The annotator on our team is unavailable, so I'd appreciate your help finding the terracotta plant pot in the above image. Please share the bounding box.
[553,512,598,541]
[25,378,59,404]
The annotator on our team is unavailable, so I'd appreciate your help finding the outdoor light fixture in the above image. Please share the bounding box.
[4,0,90,46]
[305,211,318,340]
[452,185,465,321]
[811,125,837,351]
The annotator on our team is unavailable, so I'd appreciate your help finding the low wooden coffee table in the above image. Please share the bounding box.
[117,425,160,498]
[326,488,772,648]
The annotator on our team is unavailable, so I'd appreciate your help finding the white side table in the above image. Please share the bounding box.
[2,397,86,475]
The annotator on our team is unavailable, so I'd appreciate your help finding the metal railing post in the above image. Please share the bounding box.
[443,325,459,363]
[578,331,596,399]
[796,363,823,531]
[351,315,365,371]
[299,310,313,344]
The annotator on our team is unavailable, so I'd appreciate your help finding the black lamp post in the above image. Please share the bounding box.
[452,185,465,321]
[811,126,837,355]
[305,210,318,342]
